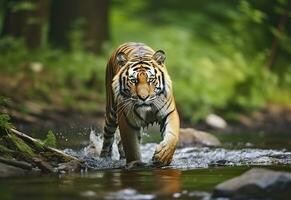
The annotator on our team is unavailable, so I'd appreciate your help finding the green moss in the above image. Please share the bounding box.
[8,134,35,157]
[33,140,45,151]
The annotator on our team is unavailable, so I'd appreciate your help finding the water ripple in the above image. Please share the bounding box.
[64,142,291,170]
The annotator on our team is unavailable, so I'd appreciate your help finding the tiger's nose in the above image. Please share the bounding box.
[138,94,149,101]
[137,88,149,101]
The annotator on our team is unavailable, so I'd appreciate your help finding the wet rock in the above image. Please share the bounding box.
[212,168,291,199]
[57,160,84,173]
[178,128,221,147]
[205,114,227,129]
[0,162,29,177]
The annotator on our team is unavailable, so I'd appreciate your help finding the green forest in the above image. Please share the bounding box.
[1,1,291,198]
[0,0,291,125]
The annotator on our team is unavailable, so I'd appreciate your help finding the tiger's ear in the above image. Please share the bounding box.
[153,50,166,64]
[116,52,128,67]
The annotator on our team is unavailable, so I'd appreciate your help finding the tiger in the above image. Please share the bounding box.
[100,42,180,167]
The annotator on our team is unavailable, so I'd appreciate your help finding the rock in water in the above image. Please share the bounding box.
[205,114,227,129]
[0,163,29,177]
[178,128,221,147]
[212,168,291,199]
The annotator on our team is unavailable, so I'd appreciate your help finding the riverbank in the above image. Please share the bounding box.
[5,102,291,136]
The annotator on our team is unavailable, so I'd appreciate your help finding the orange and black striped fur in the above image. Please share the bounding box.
[100,42,180,166]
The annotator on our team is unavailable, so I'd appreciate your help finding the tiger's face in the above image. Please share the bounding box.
[127,67,156,106]
[112,50,171,119]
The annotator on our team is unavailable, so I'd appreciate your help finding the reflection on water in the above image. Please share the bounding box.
[2,165,291,200]
[101,169,182,199]
[2,128,291,200]
[0,168,229,200]
[154,169,181,195]
[0,168,183,200]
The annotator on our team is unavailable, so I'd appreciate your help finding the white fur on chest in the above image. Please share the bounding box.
[130,106,158,127]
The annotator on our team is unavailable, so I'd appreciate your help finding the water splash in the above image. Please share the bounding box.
[63,130,291,170]
[82,130,120,160]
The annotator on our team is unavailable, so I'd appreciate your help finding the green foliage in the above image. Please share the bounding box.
[0,36,106,107]
[0,0,290,123]
[112,0,291,121]
[10,1,36,12]
[0,96,13,129]
[42,130,57,148]
[0,36,105,85]
[0,96,9,105]
[109,0,291,122]
[0,114,13,129]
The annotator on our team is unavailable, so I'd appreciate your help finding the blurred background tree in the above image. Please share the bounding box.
[1,0,49,49]
[0,0,290,126]
[49,0,110,53]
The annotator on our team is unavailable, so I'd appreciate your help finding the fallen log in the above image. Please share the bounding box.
[0,126,84,176]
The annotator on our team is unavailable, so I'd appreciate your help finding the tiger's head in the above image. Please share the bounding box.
[112,50,172,117]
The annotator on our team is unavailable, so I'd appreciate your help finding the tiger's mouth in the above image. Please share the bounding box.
[140,102,150,106]
[136,102,152,108]
[134,101,154,112]
[135,103,153,114]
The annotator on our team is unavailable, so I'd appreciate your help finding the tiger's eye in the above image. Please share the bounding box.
[130,79,137,84]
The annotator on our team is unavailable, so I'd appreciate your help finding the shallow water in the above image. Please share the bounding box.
[1,129,291,200]
[0,167,233,200]
[1,165,291,200]
[64,142,291,170]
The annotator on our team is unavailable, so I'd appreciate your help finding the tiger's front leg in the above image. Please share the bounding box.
[153,109,180,166]
[118,114,142,165]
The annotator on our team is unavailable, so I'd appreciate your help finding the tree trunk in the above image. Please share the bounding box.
[48,0,79,50]
[2,0,28,38]
[1,0,50,50]
[49,0,110,54]
[24,0,50,49]
[79,0,110,54]
[266,2,291,69]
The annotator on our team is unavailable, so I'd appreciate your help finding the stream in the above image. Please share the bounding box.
[1,128,291,200]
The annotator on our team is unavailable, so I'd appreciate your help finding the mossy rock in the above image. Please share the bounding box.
[0,144,14,159]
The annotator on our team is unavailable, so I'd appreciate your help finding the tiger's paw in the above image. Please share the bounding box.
[152,141,175,166]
